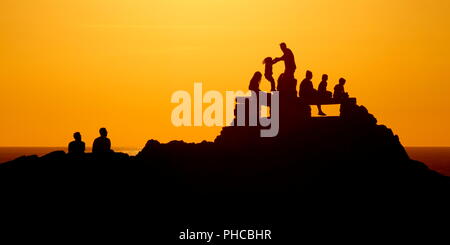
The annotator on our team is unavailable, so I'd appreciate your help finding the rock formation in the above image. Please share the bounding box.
[1,96,448,242]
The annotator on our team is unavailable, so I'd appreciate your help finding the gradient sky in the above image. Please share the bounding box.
[1,0,449,147]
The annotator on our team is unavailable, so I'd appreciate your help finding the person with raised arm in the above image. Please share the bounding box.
[272,42,296,79]
[263,57,276,91]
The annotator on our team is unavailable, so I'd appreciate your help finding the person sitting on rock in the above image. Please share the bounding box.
[248,71,262,93]
[334,78,349,101]
[92,127,112,154]
[299,70,326,115]
[274,73,281,91]
[276,73,286,91]
[68,132,85,155]
[277,73,297,98]
[318,74,332,99]
[317,74,333,116]
[263,57,276,91]
[299,70,316,99]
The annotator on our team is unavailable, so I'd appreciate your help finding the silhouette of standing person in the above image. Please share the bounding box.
[68,132,85,155]
[317,74,332,116]
[92,128,112,154]
[334,78,349,101]
[273,43,296,79]
[248,71,262,93]
[263,57,276,91]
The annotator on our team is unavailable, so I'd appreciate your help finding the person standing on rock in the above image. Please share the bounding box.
[273,42,296,79]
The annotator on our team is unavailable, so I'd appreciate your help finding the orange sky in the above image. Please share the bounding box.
[1,0,450,147]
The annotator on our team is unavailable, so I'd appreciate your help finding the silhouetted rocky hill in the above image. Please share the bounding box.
[2,97,449,242]
[2,97,448,195]
[135,97,449,194]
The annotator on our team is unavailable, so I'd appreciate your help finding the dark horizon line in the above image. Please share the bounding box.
[1,145,450,148]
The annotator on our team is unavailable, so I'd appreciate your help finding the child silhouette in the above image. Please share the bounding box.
[263,57,276,91]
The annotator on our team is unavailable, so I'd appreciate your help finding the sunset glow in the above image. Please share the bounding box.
[1,0,450,147]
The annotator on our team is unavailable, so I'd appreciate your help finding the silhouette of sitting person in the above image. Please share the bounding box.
[334,78,349,101]
[263,57,276,91]
[318,74,332,99]
[68,132,85,155]
[317,74,333,116]
[299,71,326,115]
[248,71,262,93]
[276,73,285,92]
[92,127,112,154]
[273,43,296,79]
[299,70,316,99]
[276,72,297,97]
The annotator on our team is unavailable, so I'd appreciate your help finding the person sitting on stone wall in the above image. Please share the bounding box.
[299,70,316,100]
[248,71,262,93]
[333,78,349,101]
[299,70,327,116]
[317,74,333,116]
[318,74,333,100]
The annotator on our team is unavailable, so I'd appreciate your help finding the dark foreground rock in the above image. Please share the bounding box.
[1,99,449,242]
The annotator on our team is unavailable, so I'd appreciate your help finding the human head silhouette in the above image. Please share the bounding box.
[251,71,262,84]
[322,74,328,81]
[263,57,272,64]
[73,132,81,141]
[280,42,287,52]
[99,128,108,137]
[249,72,262,92]
[306,70,313,80]
[339,78,346,85]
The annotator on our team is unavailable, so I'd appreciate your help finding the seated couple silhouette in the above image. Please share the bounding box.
[68,127,113,155]
[299,70,349,115]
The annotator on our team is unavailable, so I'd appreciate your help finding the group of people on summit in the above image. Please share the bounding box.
[69,43,346,153]
[249,42,350,116]
[68,127,112,155]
